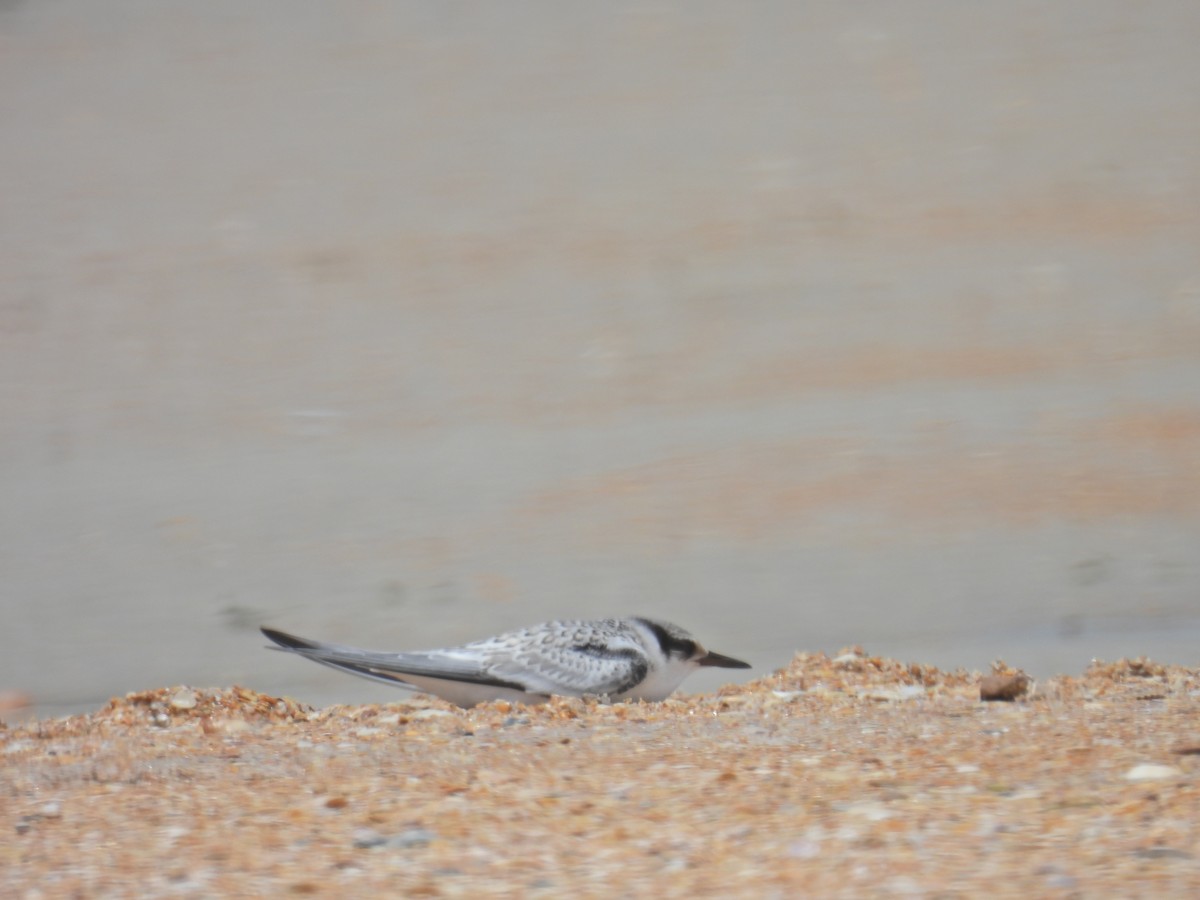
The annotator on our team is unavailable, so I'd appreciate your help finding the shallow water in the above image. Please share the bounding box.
[2,1,1198,718]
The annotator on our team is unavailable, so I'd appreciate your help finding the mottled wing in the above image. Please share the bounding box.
[474,620,648,697]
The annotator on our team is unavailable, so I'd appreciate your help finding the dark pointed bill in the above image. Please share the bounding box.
[697,650,752,669]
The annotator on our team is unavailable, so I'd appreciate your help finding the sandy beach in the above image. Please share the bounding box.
[4,650,1198,897]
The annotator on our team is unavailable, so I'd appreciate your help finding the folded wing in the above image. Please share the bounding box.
[260,627,530,693]
[484,638,649,697]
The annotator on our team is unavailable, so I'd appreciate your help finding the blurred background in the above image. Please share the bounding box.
[2,2,1198,717]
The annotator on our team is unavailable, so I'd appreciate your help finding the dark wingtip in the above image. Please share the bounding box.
[260,626,317,651]
[697,650,752,669]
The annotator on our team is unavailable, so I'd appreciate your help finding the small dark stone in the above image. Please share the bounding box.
[1134,847,1192,860]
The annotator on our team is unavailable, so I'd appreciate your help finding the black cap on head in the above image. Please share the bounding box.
[632,617,751,669]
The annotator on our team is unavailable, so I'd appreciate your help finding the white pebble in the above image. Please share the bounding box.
[1124,764,1182,782]
[411,709,454,719]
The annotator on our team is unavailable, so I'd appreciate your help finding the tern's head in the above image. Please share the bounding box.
[630,617,752,670]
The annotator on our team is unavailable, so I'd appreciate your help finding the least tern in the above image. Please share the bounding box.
[261,616,751,707]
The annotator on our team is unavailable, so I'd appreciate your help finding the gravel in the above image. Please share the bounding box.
[3,652,1198,897]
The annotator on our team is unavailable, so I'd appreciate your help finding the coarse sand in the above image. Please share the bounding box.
[3,650,1198,897]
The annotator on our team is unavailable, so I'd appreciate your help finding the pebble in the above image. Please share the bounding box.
[388,828,436,849]
[846,802,894,822]
[411,709,455,720]
[1133,846,1192,860]
[169,689,198,711]
[352,827,436,849]
[787,839,821,860]
[1123,764,1182,782]
[886,875,923,895]
[13,802,62,835]
[1044,872,1079,890]
[980,674,1030,702]
[856,686,926,702]
[771,690,804,700]
[352,828,387,849]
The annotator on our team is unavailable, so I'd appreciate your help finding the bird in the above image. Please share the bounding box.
[261,616,751,708]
